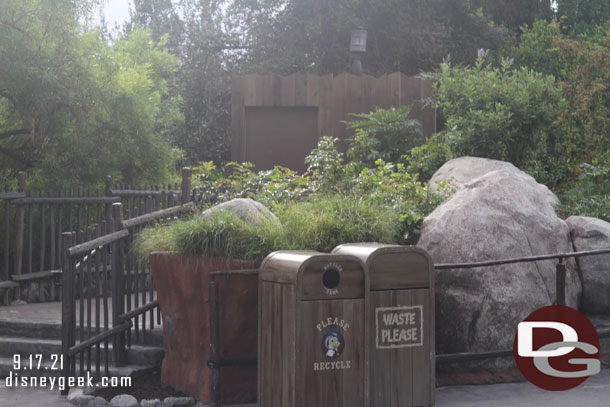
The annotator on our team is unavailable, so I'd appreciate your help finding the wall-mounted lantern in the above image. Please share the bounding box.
[350,28,367,76]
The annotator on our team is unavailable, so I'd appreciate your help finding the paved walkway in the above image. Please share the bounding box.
[436,368,610,406]
[1,369,609,406]
[0,295,158,327]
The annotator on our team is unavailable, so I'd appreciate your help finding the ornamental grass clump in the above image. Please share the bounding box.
[134,196,404,261]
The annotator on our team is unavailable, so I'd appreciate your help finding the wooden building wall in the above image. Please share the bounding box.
[231,72,436,173]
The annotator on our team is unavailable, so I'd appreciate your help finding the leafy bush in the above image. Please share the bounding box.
[305,136,345,193]
[351,160,453,240]
[192,161,310,205]
[344,106,424,170]
[553,25,610,168]
[556,153,610,222]
[404,134,453,181]
[190,133,452,240]
[135,195,405,261]
[430,59,564,168]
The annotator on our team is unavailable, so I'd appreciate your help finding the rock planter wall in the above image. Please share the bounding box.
[149,253,258,404]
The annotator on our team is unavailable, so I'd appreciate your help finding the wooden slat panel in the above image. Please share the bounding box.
[294,73,308,106]
[232,73,437,171]
[332,73,349,153]
[411,288,433,406]
[369,290,414,407]
[420,78,437,138]
[243,75,258,106]
[316,74,333,140]
[279,74,296,106]
[297,299,366,407]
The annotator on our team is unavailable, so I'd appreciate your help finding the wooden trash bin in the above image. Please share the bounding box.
[333,243,435,407]
[258,251,369,407]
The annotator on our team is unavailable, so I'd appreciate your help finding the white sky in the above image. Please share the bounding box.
[99,0,132,29]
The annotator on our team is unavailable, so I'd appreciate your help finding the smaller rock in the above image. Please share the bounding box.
[67,389,84,401]
[110,394,139,407]
[68,394,94,407]
[9,299,27,306]
[163,397,196,407]
[89,397,110,407]
[567,216,610,312]
[69,394,95,407]
[201,198,279,226]
[141,400,162,407]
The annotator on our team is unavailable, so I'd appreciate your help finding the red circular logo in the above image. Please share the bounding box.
[513,305,600,391]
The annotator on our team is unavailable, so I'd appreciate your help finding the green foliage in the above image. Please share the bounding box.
[431,59,563,168]
[118,0,516,167]
[0,1,183,188]
[305,136,345,193]
[404,134,453,181]
[135,195,405,261]
[556,153,610,222]
[556,0,610,35]
[192,161,310,206]
[470,0,553,33]
[350,160,453,240]
[228,0,511,76]
[507,20,564,77]
[190,130,452,240]
[553,26,610,168]
[344,106,424,170]
[134,210,271,261]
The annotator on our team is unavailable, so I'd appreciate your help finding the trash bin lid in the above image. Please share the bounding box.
[333,243,433,290]
[260,250,366,300]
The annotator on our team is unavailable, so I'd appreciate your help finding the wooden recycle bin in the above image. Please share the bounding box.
[258,251,369,407]
[333,243,435,407]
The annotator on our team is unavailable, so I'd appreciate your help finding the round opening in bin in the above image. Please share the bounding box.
[322,268,341,289]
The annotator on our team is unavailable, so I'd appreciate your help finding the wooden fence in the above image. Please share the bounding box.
[232,72,436,172]
[61,201,197,393]
[0,167,198,304]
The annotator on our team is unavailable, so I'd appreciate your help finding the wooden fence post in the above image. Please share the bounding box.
[61,232,75,395]
[112,203,127,366]
[105,176,113,225]
[181,167,192,204]
[14,171,26,276]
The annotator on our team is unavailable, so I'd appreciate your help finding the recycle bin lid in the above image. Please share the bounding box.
[332,243,434,290]
[259,250,366,286]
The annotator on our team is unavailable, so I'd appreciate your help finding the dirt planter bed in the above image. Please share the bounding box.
[149,252,258,404]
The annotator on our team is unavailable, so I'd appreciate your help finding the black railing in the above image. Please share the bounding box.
[435,247,610,364]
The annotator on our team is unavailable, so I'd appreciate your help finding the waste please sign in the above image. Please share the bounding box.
[375,305,423,349]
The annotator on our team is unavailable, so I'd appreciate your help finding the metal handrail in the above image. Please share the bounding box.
[435,248,610,270]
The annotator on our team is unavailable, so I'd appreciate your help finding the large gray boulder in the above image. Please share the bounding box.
[430,157,559,207]
[418,165,581,362]
[430,156,520,191]
[201,198,278,226]
[566,216,610,313]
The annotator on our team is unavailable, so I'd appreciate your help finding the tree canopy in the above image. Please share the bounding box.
[0,0,182,187]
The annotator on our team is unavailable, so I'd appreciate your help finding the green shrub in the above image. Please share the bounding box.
[431,59,564,168]
[556,153,610,222]
[404,134,453,181]
[350,160,453,240]
[553,25,610,168]
[304,136,346,193]
[344,106,424,170]
[192,161,310,206]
